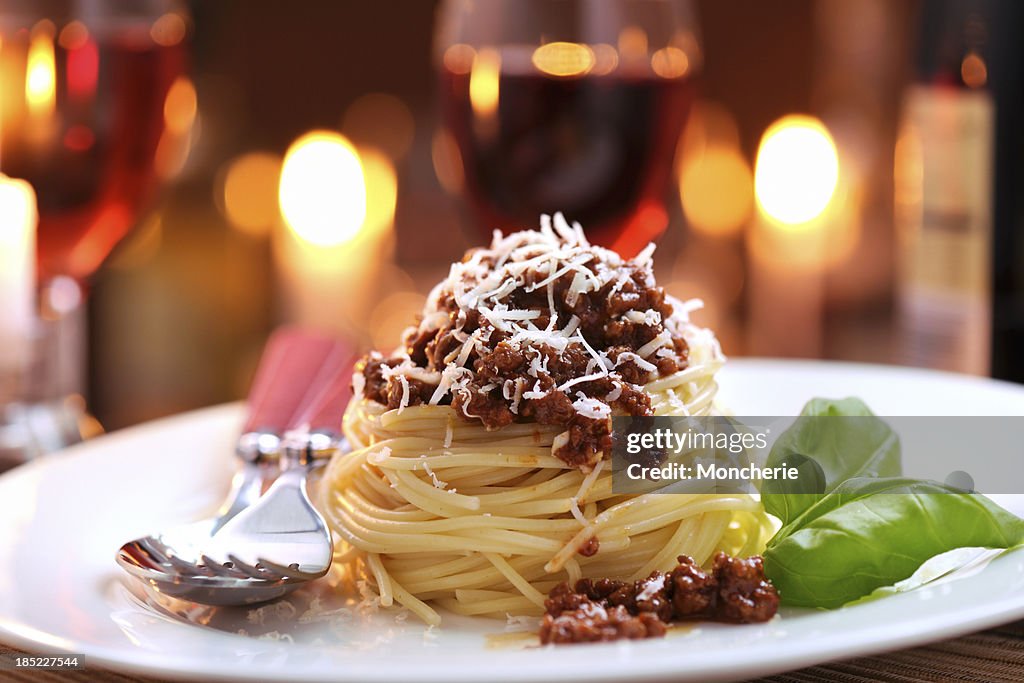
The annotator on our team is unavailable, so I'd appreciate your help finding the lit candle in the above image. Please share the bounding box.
[273,131,396,335]
[0,175,38,371]
[747,115,839,358]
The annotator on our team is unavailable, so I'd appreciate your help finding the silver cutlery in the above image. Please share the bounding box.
[198,343,352,588]
[116,328,347,606]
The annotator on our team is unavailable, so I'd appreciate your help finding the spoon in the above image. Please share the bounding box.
[116,328,348,605]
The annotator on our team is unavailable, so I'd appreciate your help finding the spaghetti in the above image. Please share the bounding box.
[316,215,772,625]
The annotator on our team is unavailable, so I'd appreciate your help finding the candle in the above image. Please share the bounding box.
[274,131,396,336]
[747,115,839,358]
[0,175,37,372]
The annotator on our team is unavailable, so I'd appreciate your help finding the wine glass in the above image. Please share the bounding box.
[434,0,701,257]
[0,0,190,455]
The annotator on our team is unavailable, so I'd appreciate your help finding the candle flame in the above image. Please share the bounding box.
[754,115,839,227]
[279,131,367,247]
[26,21,57,118]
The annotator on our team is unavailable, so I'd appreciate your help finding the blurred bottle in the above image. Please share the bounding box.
[896,0,1024,380]
[895,0,994,375]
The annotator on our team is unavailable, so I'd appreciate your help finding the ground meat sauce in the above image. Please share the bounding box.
[539,553,779,644]
[354,216,694,469]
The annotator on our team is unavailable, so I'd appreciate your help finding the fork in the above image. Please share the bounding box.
[116,328,345,603]
[197,342,353,585]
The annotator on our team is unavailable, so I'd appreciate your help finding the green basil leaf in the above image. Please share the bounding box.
[763,477,1024,608]
[761,397,901,525]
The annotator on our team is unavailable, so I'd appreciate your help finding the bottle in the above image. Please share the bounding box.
[895,0,995,376]
[896,0,1024,381]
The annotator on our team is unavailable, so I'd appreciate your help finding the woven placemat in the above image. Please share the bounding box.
[3,620,1023,682]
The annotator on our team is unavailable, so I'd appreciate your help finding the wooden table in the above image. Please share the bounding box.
[3,619,1023,682]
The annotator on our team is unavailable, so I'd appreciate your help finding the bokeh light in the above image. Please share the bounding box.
[676,101,750,237]
[754,115,839,226]
[57,21,89,50]
[443,43,476,75]
[617,26,648,63]
[358,146,398,238]
[651,46,689,79]
[531,42,594,77]
[220,152,282,236]
[150,13,187,47]
[432,128,464,195]
[26,21,56,117]
[279,131,367,247]
[469,48,501,118]
[590,43,619,76]
[960,51,987,89]
[679,145,752,237]
[163,77,197,134]
[155,77,197,178]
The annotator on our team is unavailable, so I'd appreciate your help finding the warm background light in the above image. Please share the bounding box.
[26,21,56,118]
[754,115,839,226]
[57,21,89,50]
[443,43,476,75]
[279,131,367,247]
[677,101,751,237]
[651,46,689,79]
[150,12,187,47]
[432,128,464,195]
[531,42,595,77]
[358,146,398,238]
[679,145,752,237]
[163,77,197,134]
[155,77,197,178]
[617,26,648,62]
[590,43,619,76]
[960,51,987,89]
[219,152,282,236]
[469,48,501,118]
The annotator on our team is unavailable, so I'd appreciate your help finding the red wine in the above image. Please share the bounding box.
[440,54,695,257]
[0,27,186,282]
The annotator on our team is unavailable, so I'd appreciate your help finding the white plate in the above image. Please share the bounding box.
[1,359,1024,683]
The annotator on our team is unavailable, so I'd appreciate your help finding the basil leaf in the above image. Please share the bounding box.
[763,477,1024,608]
[761,397,901,525]
[844,546,1011,607]
[771,476,923,546]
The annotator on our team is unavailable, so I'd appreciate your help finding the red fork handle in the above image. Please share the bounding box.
[289,343,356,434]
[242,327,338,435]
